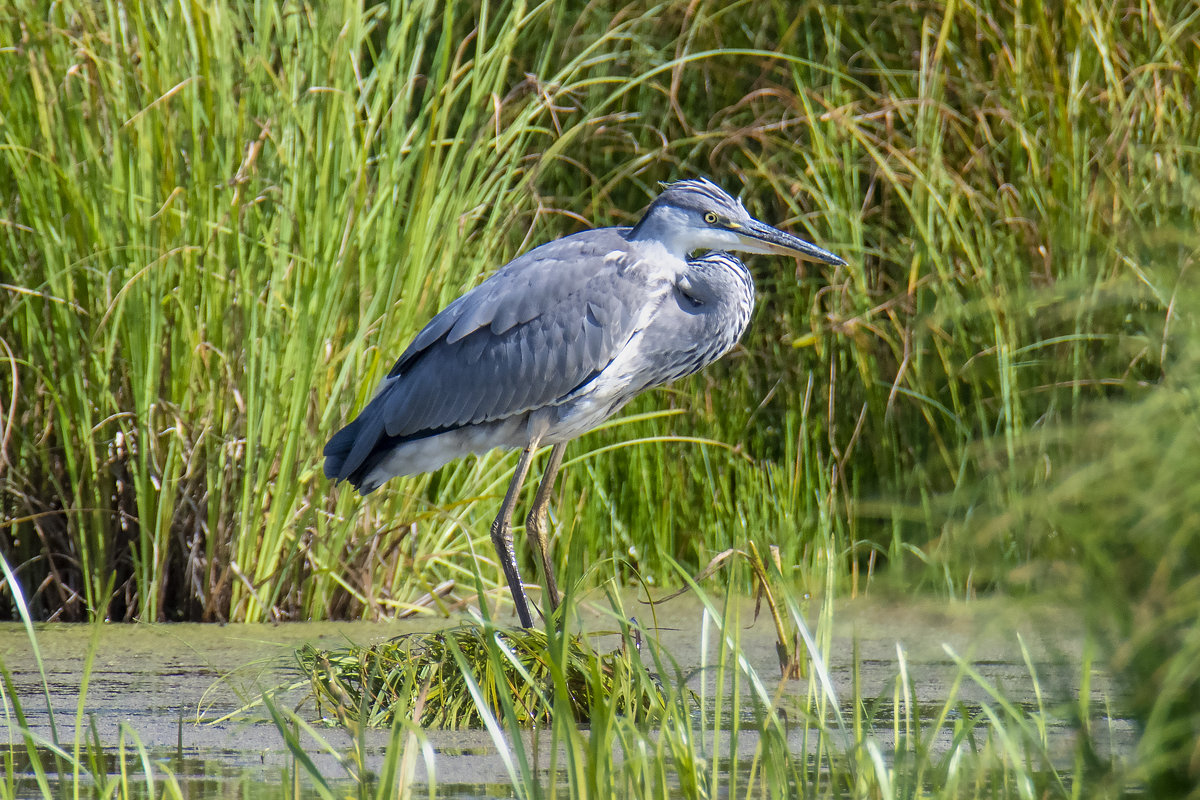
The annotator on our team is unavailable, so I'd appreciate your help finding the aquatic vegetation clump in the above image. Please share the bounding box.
[297,622,668,729]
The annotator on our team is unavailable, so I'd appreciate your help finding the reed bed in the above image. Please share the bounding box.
[3,0,1196,622]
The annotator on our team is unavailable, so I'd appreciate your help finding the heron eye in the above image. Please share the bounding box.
[703,211,719,225]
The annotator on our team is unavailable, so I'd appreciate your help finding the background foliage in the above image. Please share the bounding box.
[1,0,1197,625]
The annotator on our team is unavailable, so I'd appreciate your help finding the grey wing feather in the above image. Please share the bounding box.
[393,229,625,371]
[378,228,651,439]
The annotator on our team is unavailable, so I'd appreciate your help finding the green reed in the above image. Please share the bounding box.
[2,0,1197,625]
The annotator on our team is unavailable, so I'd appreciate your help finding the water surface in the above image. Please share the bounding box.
[0,595,1130,797]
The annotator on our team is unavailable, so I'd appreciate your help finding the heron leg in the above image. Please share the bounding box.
[526,442,566,615]
[491,444,538,628]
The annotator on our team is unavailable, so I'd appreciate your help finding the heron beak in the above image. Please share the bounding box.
[737,218,847,265]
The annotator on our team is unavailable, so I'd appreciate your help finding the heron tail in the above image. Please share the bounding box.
[325,407,397,495]
[323,417,365,484]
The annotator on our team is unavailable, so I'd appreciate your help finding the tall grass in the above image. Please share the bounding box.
[2,0,1198,622]
[935,328,1200,794]
[1,0,670,621]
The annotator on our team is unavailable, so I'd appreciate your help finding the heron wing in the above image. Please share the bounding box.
[377,227,659,439]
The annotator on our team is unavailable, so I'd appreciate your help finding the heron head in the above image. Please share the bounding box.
[630,178,847,266]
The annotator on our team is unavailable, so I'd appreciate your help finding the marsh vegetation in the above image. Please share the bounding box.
[2,0,1198,796]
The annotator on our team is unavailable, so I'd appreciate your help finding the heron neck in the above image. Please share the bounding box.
[627,205,695,259]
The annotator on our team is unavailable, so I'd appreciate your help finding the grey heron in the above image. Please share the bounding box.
[324,178,846,628]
